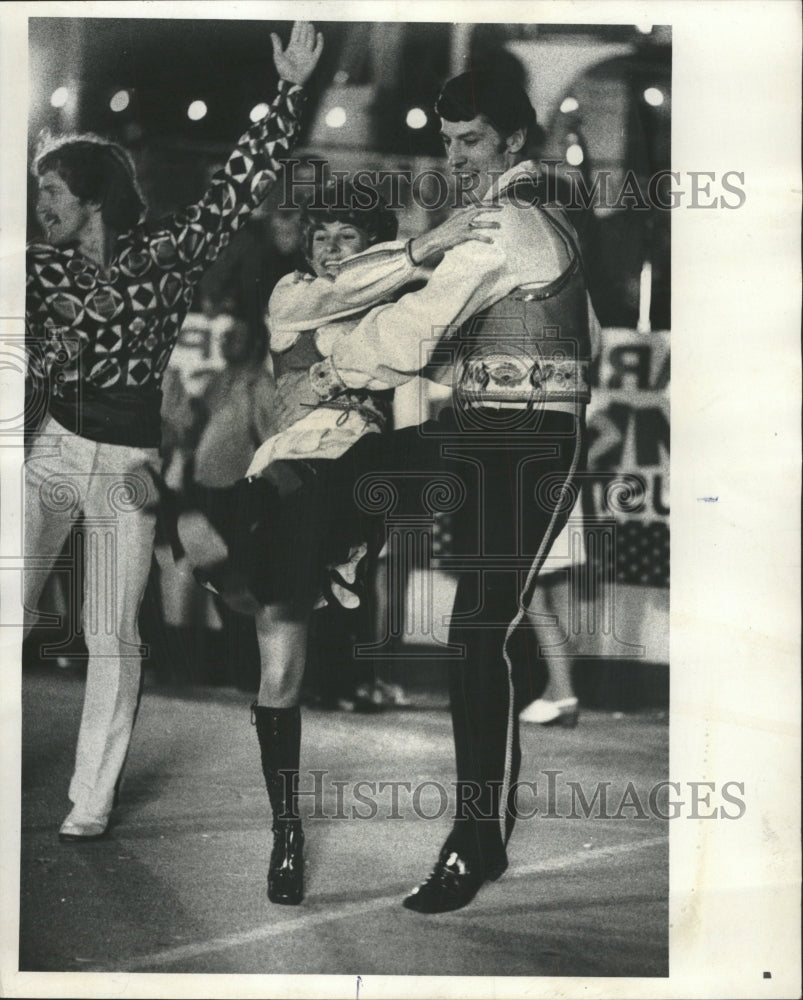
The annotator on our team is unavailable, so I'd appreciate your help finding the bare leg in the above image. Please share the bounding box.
[255,604,307,707]
[533,584,574,703]
[521,583,577,726]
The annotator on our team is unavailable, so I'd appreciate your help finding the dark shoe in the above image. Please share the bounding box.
[268,819,304,905]
[175,507,263,615]
[402,844,508,914]
[169,477,279,613]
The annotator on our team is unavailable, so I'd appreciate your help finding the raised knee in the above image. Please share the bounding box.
[259,663,303,706]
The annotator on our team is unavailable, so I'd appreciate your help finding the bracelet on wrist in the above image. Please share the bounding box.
[405,238,421,268]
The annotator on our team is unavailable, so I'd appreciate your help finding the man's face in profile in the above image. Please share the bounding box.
[36,170,95,247]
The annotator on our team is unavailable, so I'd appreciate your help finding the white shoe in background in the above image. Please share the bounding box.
[520,697,579,727]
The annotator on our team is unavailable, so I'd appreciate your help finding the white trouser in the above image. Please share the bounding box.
[24,416,159,821]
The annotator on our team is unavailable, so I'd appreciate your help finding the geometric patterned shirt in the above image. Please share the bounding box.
[26,80,305,448]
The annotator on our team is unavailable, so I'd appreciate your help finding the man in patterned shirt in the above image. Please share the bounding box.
[24,21,323,843]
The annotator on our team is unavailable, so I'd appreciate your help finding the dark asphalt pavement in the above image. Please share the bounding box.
[19,665,668,979]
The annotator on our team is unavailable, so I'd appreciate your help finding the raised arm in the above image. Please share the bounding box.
[157,22,323,269]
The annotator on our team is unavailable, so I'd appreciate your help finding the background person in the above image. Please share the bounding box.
[190,315,276,688]
[519,517,585,727]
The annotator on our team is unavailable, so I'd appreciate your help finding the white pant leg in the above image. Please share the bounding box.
[23,419,89,635]
[68,441,159,821]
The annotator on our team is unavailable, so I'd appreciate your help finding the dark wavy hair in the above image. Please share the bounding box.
[33,132,146,233]
[435,70,537,142]
[300,180,398,264]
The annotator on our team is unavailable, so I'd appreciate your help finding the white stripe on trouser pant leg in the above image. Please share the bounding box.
[498,418,584,844]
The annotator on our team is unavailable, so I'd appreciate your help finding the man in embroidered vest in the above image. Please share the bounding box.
[308,69,599,912]
[24,22,323,843]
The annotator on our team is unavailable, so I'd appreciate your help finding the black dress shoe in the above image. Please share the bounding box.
[268,820,304,905]
[402,845,508,914]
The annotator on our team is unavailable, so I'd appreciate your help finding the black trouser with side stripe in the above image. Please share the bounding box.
[323,406,586,866]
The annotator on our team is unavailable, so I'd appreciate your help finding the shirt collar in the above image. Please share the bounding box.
[484,159,540,201]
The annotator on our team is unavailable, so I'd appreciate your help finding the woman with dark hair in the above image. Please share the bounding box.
[246,185,403,906]
[260,185,400,469]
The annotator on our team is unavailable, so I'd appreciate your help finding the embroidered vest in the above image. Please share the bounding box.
[426,200,592,409]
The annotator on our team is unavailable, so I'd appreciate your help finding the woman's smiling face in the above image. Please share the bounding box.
[308,221,370,279]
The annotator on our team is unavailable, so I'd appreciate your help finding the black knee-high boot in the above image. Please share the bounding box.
[252,704,304,905]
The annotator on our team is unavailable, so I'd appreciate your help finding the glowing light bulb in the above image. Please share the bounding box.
[325,106,347,128]
[110,90,130,113]
[643,87,664,107]
[566,143,584,166]
[560,96,579,114]
[50,87,69,108]
[406,107,427,129]
[187,100,207,121]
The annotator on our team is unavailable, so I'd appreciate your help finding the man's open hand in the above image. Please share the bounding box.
[408,205,502,265]
[271,21,324,86]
